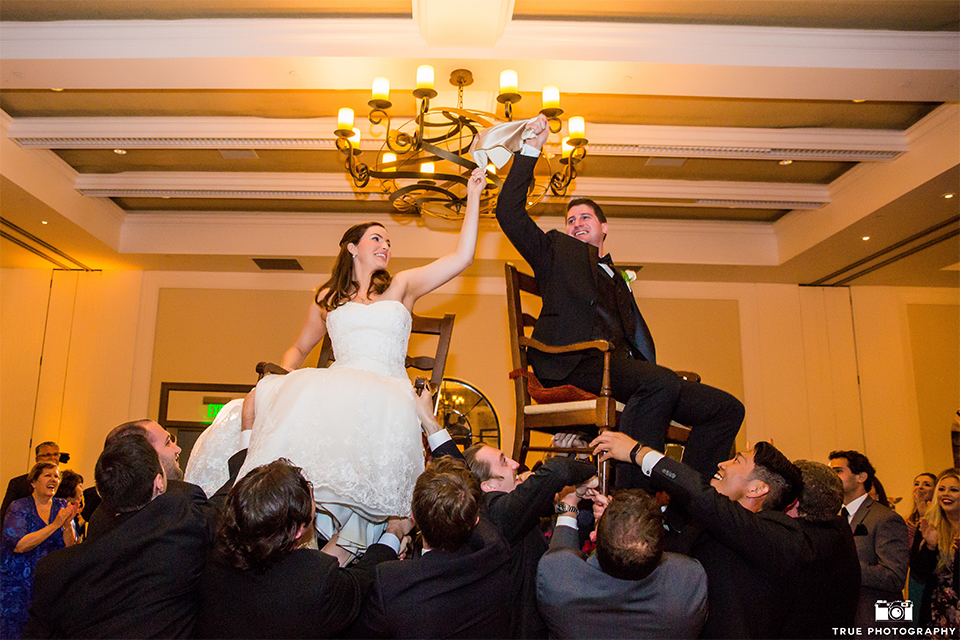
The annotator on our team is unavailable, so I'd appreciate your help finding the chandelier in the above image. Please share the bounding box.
[334,67,589,220]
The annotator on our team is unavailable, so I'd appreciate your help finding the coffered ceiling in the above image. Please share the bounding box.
[1,1,958,286]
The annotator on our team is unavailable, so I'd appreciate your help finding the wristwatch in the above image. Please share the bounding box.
[555,502,579,516]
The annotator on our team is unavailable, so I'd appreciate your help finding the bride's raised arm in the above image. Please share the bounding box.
[280,300,328,371]
[396,167,486,307]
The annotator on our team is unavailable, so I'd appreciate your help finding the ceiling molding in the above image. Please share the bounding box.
[8,116,907,161]
[72,171,830,209]
[119,209,779,267]
[2,18,956,72]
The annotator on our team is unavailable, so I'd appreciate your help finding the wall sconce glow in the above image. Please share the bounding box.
[416,65,434,90]
[113,149,127,155]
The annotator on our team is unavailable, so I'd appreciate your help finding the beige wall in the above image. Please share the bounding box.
[3,266,957,511]
[1,268,145,486]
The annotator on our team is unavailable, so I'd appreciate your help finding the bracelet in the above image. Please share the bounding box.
[629,442,642,466]
[555,502,579,516]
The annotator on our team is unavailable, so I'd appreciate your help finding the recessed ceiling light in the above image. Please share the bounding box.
[944,193,955,199]
[779,160,793,166]
[852,99,866,103]
[862,236,870,241]
[113,149,127,155]
[50,88,64,92]
[41,220,48,225]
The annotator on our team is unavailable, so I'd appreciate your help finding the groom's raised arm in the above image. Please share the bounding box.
[495,116,552,273]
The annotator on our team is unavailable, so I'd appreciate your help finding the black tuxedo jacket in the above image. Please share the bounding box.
[194,543,397,639]
[781,516,861,638]
[349,518,511,638]
[25,451,246,638]
[652,456,812,639]
[496,152,654,381]
[429,436,595,638]
[25,489,210,638]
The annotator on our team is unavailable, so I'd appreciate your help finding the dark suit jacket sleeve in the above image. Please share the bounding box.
[861,508,909,592]
[547,521,581,552]
[347,564,393,639]
[319,542,397,636]
[489,457,595,545]
[430,437,464,461]
[207,449,247,513]
[495,152,553,274]
[651,455,808,577]
[23,607,53,639]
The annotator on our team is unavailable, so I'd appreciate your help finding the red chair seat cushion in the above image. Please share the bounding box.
[509,369,597,404]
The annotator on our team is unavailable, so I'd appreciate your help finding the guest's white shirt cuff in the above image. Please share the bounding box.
[377,532,401,553]
[238,430,251,450]
[427,429,452,450]
[641,450,665,476]
[520,144,541,158]
[556,515,578,529]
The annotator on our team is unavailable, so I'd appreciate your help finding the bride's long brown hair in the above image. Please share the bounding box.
[315,222,392,311]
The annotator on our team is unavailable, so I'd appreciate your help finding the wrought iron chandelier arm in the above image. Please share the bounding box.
[336,136,370,188]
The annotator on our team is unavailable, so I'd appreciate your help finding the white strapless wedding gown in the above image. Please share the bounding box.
[186,300,423,553]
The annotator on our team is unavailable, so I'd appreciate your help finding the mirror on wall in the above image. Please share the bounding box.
[436,378,500,450]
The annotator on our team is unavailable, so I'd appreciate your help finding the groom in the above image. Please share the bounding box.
[495,114,744,489]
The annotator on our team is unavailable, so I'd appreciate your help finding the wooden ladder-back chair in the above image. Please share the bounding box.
[505,262,695,492]
[257,312,456,395]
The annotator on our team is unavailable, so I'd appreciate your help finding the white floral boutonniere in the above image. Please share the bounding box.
[620,269,637,292]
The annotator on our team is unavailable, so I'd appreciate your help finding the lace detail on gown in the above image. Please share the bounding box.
[233,300,423,548]
[184,398,243,498]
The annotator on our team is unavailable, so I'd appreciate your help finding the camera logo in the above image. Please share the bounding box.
[875,600,913,622]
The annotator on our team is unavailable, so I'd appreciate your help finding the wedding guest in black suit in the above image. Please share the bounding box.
[86,420,212,540]
[350,457,511,639]
[194,459,409,639]
[782,460,861,638]
[495,114,743,490]
[829,450,909,629]
[593,431,808,639]
[25,433,232,638]
[1,442,61,526]
[417,389,596,639]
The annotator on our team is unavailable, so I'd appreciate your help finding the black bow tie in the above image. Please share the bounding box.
[598,254,614,268]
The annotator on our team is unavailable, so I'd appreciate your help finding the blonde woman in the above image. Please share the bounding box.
[910,468,959,631]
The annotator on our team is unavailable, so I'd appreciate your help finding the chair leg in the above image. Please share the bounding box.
[598,458,613,495]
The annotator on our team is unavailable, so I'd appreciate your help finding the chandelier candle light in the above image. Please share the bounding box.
[334,67,589,219]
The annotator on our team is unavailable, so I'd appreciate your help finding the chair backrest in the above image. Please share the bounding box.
[317,311,456,391]
[505,261,539,408]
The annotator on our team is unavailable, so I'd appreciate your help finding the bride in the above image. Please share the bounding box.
[190,167,485,562]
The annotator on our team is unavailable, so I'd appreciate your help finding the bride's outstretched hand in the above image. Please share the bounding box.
[466,166,486,199]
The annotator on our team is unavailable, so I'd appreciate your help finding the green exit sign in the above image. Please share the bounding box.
[207,404,226,421]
